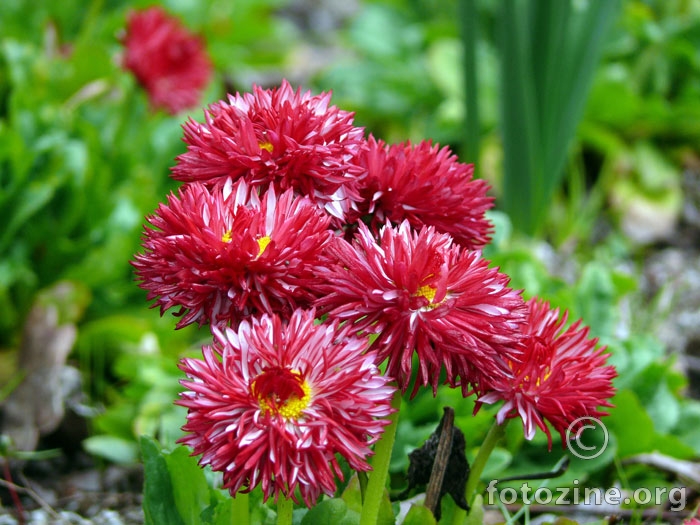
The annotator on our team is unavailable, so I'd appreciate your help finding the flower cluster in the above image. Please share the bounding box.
[133,78,616,505]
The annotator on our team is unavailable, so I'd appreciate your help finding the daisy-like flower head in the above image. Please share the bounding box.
[132,179,332,328]
[171,80,367,222]
[477,297,617,449]
[121,6,212,115]
[350,136,493,250]
[315,220,526,397]
[176,309,395,506]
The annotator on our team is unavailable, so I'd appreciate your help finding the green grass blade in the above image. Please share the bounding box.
[499,0,540,234]
[459,0,480,170]
[498,0,621,235]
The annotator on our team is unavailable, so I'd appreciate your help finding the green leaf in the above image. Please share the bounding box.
[403,504,437,525]
[164,446,211,525]
[606,390,694,460]
[675,401,700,454]
[140,436,186,525]
[497,0,621,234]
[573,262,617,339]
[341,474,394,525]
[606,390,655,458]
[479,447,513,480]
[1,178,58,252]
[83,435,139,464]
[300,498,359,525]
[464,494,485,525]
[641,371,681,434]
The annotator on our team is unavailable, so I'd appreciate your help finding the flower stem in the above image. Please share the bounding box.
[451,419,507,525]
[359,389,402,525]
[276,496,293,525]
[231,492,249,525]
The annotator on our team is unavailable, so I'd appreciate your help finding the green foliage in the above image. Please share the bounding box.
[3,0,700,523]
[403,504,437,525]
[496,0,621,235]
[140,436,280,525]
[300,499,360,525]
[314,1,466,145]
[0,0,292,460]
[342,475,395,525]
[141,436,189,525]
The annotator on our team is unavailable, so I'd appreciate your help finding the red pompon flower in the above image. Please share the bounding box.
[477,298,617,449]
[121,6,212,115]
[176,309,395,506]
[315,221,526,396]
[350,136,493,250]
[171,80,366,222]
[132,179,333,328]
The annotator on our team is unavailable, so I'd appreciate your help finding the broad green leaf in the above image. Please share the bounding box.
[675,401,700,454]
[300,498,359,525]
[605,390,654,458]
[403,504,437,525]
[140,436,185,525]
[83,435,139,464]
[164,446,210,525]
[573,262,617,339]
[605,390,694,460]
[341,474,394,525]
[464,494,484,525]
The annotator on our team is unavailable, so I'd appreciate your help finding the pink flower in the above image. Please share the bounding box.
[121,6,212,115]
[315,221,526,396]
[171,80,367,223]
[350,136,493,250]
[176,309,395,506]
[477,298,617,449]
[132,179,332,328]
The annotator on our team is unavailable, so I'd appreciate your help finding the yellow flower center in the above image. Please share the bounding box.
[414,284,442,309]
[222,229,233,243]
[537,367,552,387]
[415,285,436,302]
[259,141,274,153]
[252,367,311,420]
[260,381,311,419]
[256,235,271,258]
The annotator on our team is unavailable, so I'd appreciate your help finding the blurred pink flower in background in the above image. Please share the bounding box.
[122,6,212,114]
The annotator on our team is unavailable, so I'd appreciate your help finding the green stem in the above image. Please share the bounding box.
[358,470,368,503]
[276,496,293,525]
[451,419,508,525]
[359,389,402,525]
[231,492,249,525]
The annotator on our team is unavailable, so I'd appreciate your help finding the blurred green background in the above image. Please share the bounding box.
[2,0,700,519]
